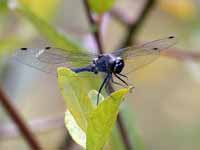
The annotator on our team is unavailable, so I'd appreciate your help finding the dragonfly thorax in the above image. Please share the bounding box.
[92,54,124,74]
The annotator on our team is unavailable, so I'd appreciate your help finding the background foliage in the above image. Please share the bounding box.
[1,0,200,149]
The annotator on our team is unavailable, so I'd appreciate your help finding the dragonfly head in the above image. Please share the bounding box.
[112,57,124,73]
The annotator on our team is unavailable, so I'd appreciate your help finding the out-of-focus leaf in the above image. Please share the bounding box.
[58,67,95,131]
[65,110,86,148]
[0,37,22,56]
[15,6,82,51]
[19,0,60,19]
[86,87,131,150]
[88,0,116,14]
[0,0,8,12]
[159,0,196,20]
[58,67,131,149]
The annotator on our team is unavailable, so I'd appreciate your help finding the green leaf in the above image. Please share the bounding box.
[0,37,22,56]
[58,67,131,149]
[88,0,116,14]
[19,0,61,19]
[86,87,131,150]
[0,0,8,12]
[58,67,94,131]
[65,110,86,148]
[15,6,82,51]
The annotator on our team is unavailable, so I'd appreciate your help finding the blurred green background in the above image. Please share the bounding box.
[1,0,200,149]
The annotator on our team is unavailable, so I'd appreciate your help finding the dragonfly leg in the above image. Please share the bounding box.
[97,73,111,105]
[118,73,128,79]
[114,73,129,86]
[110,77,126,87]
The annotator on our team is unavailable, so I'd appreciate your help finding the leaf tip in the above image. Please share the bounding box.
[128,86,135,93]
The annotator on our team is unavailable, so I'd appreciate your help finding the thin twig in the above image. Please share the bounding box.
[113,0,156,149]
[106,84,133,150]
[59,1,103,149]
[117,114,133,149]
[0,87,41,149]
[0,114,64,139]
[82,0,103,53]
[82,0,133,150]
[109,8,200,61]
[120,0,156,47]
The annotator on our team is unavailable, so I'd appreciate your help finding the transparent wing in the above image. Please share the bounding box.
[112,36,177,74]
[13,47,98,75]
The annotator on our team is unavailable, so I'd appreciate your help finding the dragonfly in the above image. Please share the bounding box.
[13,36,177,104]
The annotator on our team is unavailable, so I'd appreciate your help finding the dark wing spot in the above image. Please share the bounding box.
[153,47,158,50]
[168,36,175,39]
[20,48,28,51]
[45,46,51,50]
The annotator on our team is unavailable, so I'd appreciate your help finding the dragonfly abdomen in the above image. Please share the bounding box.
[71,65,94,73]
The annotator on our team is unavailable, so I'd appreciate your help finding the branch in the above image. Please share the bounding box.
[0,87,41,149]
[113,0,156,149]
[82,0,134,150]
[110,1,200,63]
[119,0,156,47]
[106,83,134,150]
[82,0,103,53]
[117,115,133,149]
[0,115,64,138]
[59,1,105,149]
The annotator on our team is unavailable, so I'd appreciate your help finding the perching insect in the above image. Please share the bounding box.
[14,36,176,104]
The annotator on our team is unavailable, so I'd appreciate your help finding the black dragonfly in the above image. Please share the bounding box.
[13,36,176,104]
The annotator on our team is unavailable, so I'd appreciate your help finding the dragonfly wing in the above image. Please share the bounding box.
[112,36,177,74]
[13,47,97,74]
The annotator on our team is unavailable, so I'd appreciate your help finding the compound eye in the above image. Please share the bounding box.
[116,57,122,64]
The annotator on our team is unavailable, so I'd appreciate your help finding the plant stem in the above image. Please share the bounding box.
[117,114,133,149]
[120,0,156,47]
[82,0,103,53]
[106,84,133,150]
[115,0,155,147]
[110,2,200,62]
[0,87,41,150]
[82,0,133,150]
